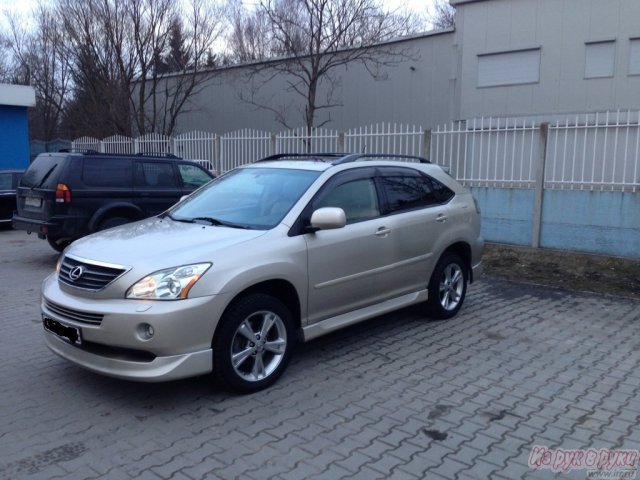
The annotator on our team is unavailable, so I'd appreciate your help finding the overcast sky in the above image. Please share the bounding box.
[0,0,437,39]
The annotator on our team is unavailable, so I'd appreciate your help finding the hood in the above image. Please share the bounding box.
[66,217,268,270]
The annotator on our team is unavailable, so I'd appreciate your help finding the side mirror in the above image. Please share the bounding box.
[310,207,346,231]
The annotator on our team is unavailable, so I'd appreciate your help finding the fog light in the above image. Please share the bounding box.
[138,323,155,340]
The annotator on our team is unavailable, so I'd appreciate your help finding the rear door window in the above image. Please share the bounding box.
[82,158,133,187]
[378,168,453,214]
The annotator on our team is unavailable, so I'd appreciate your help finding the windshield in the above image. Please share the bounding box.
[168,167,321,230]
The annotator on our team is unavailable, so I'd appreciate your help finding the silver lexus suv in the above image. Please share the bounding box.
[41,154,483,392]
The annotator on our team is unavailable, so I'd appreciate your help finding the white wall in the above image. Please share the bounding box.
[453,0,640,120]
[170,32,456,134]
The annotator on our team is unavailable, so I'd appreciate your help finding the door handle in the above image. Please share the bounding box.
[436,214,448,223]
[375,227,391,237]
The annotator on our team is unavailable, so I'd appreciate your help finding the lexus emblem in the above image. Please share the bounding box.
[69,266,84,281]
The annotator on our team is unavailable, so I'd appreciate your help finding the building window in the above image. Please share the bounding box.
[584,41,616,78]
[477,48,541,88]
[629,38,640,75]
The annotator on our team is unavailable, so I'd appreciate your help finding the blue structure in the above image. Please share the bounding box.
[0,84,36,169]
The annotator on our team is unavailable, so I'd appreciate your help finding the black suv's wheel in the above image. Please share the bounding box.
[47,236,72,252]
[427,253,468,319]
[213,293,295,393]
[99,216,132,231]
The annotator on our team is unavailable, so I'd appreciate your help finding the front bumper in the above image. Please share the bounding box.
[41,274,230,382]
[45,332,212,382]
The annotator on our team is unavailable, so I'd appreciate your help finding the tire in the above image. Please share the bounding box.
[99,216,132,231]
[426,253,468,319]
[213,293,295,393]
[47,236,72,252]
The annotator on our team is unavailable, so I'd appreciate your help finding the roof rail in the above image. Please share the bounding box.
[255,152,431,166]
[135,152,180,159]
[58,148,100,154]
[255,153,346,163]
[332,153,430,165]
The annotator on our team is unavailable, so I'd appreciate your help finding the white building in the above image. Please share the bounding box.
[171,0,640,133]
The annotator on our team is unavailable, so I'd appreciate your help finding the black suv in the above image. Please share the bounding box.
[13,151,214,251]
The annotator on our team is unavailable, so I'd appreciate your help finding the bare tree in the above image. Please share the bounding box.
[58,0,224,137]
[429,0,455,30]
[4,5,72,140]
[233,0,419,132]
[151,0,226,135]
[226,0,274,63]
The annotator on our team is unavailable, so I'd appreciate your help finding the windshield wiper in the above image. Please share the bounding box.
[161,212,195,223]
[191,217,251,229]
[32,164,58,190]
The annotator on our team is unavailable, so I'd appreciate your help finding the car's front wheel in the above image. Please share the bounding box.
[213,293,295,393]
[427,253,468,319]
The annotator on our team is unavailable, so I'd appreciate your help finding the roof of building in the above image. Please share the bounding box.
[0,84,36,108]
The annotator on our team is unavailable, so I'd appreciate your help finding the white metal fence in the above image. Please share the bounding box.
[72,113,639,192]
[72,122,428,175]
[432,111,640,192]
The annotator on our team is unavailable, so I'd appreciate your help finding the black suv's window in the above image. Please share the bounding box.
[83,158,133,188]
[315,178,380,224]
[135,162,178,188]
[380,168,453,214]
[20,155,62,189]
[0,173,11,190]
[178,164,211,188]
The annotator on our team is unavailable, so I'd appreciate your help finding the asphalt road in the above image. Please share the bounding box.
[1,229,639,479]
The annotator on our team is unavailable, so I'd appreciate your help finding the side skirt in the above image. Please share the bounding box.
[301,289,429,342]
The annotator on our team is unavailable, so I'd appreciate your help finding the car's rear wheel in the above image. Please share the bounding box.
[47,236,72,252]
[213,293,295,393]
[427,253,468,319]
[99,216,132,231]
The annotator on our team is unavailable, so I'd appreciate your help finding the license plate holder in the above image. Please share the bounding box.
[43,317,82,345]
[25,196,42,208]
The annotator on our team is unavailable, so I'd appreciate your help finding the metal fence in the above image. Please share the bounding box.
[71,122,428,175]
[432,111,640,192]
[71,113,639,192]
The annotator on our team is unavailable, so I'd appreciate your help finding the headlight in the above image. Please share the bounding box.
[126,263,211,300]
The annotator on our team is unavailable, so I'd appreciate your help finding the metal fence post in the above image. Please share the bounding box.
[423,129,431,161]
[271,133,277,154]
[532,122,549,248]
[214,135,221,175]
[338,132,345,152]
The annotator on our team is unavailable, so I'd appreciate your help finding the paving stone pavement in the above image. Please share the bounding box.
[0,229,639,480]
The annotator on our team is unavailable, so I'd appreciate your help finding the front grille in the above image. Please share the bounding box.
[59,255,127,291]
[44,300,104,325]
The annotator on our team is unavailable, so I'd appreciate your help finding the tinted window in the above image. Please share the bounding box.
[20,155,63,189]
[0,173,11,190]
[315,178,380,224]
[135,162,178,188]
[380,170,455,214]
[178,164,212,188]
[431,177,455,203]
[83,158,133,187]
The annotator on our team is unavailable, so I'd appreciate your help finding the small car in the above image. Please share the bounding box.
[0,169,24,227]
[12,151,214,251]
[40,153,484,392]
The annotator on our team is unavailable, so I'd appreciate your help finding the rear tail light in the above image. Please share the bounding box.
[55,183,71,203]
